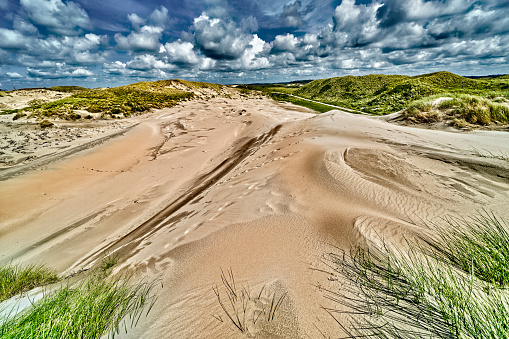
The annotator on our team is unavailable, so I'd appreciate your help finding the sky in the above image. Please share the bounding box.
[0,0,508,89]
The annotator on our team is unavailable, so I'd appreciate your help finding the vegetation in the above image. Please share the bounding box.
[240,72,509,124]
[268,92,335,113]
[0,256,156,338]
[213,268,286,334]
[295,72,509,115]
[0,263,58,302]
[39,119,54,128]
[50,86,88,92]
[0,275,157,338]
[403,93,509,126]
[0,79,225,120]
[12,112,26,120]
[324,213,509,338]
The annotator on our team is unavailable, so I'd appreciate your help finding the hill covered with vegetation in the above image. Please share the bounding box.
[294,72,509,115]
[2,80,223,121]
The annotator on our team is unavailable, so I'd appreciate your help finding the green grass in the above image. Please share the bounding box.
[0,263,58,302]
[0,79,225,119]
[421,213,509,288]
[50,86,88,92]
[0,275,157,338]
[323,213,509,338]
[293,71,509,115]
[268,92,335,113]
[403,94,509,126]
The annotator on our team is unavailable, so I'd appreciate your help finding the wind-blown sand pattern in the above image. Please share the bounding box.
[1,94,509,338]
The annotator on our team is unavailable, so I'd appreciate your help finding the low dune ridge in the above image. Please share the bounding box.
[1,93,509,337]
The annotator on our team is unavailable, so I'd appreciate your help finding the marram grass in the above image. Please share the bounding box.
[323,213,509,338]
[0,275,157,339]
[0,263,58,302]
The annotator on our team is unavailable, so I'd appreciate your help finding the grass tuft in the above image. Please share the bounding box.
[212,268,286,334]
[0,275,157,338]
[0,263,58,302]
[421,213,509,288]
[323,212,509,338]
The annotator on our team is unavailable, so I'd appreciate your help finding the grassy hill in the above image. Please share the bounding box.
[294,71,509,115]
[2,80,223,121]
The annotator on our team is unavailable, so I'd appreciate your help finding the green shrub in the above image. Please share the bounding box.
[39,119,54,128]
[12,112,26,120]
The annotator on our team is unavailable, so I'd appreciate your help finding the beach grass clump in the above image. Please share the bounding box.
[0,263,58,302]
[422,213,509,288]
[324,213,509,338]
[0,275,157,339]
[402,93,509,126]
[213,268,286,334]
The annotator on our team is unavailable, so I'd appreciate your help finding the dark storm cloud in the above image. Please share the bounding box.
[0,0,508,89]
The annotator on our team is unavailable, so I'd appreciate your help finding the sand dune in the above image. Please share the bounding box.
[1,95,509,337]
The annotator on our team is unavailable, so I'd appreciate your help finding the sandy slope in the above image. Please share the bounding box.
[1,95,509,338]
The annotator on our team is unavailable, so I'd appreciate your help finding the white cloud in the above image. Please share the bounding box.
[240,35,270,70]
[332,0,382,47]
[6,72,24,78]
[164,41,200,65]
[13,16,38,34]
[20,0,90,35]
[281,1,304,27]
[71,68,93,77]
[272,34,299,52]
[193,14,256,60]
[115,7,168,52]
[126,54,174,71]
[127,13,145,29]
[0,29,30,49]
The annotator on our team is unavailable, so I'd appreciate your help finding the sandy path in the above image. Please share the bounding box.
[1,96,509,338]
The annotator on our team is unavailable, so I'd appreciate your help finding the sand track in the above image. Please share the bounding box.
[1,97,509,338]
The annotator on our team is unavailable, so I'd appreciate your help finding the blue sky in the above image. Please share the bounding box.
[0,0,507,89]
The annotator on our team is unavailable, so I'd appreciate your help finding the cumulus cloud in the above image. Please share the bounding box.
[281,1,304,27]
[115,25,164,52]
[0,29,31,49]
[192,14,259,60]
[272,33,299,52]
[164,40,200,65]
[331,0,382,47]
[71,68,93,77]
[2,0,509,87]
[20,0,91,35]
[115,6,169,52]
[126,54,174,71]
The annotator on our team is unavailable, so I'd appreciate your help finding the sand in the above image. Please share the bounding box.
[1,93,509,338]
